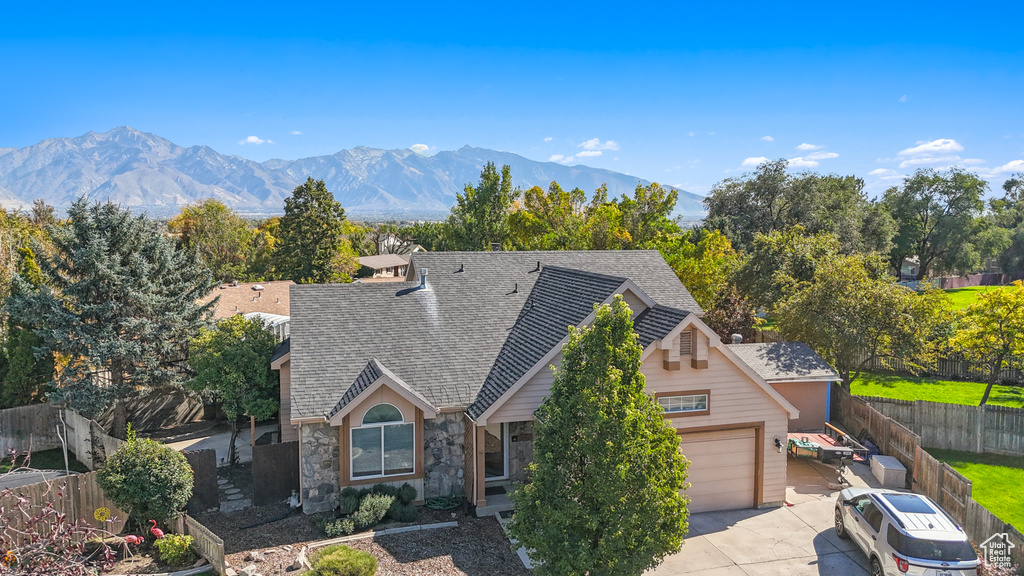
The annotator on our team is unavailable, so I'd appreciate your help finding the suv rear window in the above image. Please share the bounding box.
[886,526,976,562]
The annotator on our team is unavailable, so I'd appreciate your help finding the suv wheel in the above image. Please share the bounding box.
[869,556,883,576]
[834,507,848,539]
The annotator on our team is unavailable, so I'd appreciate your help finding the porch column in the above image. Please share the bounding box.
[475,425,487,507]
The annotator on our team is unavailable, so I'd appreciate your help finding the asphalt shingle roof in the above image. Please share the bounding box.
[728,342,839,382]
[288,250,701,420]
[271,338,290,364]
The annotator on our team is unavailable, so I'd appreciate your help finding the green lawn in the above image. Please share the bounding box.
[928,448,1024,531]
[851,373,1024,408]
[0,448,89,474]
[943,285,1001,311]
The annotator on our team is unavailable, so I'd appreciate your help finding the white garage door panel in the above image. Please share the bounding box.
[679,428,756,513]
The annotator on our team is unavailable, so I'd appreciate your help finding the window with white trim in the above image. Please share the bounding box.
[658,394,708,414]
[351,403,414,479]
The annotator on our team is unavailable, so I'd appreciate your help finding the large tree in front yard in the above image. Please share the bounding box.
[775,254,951,390]
[949,280,1024,405]
[5,199,216,437]
[508,295,689,576]
[188,314,279,465]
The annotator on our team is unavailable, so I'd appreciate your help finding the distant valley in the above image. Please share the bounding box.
[0,127,706,220]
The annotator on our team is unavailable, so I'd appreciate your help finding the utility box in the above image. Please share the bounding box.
[870,455,907,488]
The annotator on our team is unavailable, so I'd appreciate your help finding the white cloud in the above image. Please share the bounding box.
[899,139,964,156]
[993,160,1024,174]
[761,135,774,142]
[899,95,908,103]
[543,136,553,142]
[579,138,619,151]
[239,135,271,145]
[687,131,695,137]
[742,156,769,167]
[869,168,904,180]
[548,154,566,162]
[410,144,430,154]
[796,143,822,151]
[962,158,986,165]
[806,151,839,160]
[787,157,820,168]
[576,150,603,158]
[289,130,302,135]
[898,155,962,168]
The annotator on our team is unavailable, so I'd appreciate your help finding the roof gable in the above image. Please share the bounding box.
[327,358,437,423]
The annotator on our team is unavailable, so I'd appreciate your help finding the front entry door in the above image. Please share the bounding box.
[483,422,507,479]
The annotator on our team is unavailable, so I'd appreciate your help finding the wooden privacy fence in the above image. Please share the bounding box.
[859,395,1024,457]
[0,470,127,545]
[914,447,1024,569]
[832,387,920,479]
[252,441,299,506]
[185,514,226,576]
[0,404,63,454]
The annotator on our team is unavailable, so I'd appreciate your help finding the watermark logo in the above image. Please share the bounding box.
[980,533,1015,569]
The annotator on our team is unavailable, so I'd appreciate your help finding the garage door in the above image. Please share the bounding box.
[678,428,756,513]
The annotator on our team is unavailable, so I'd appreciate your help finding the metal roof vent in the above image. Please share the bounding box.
[731,334,743,344]
[490,242,501,251]
[419,268,429,289]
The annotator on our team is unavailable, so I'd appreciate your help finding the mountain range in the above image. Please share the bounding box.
[0,127,706,220]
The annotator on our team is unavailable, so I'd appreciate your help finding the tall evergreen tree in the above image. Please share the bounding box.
[6,199,216,437]
[0,246,53,408]
[508,296,689,576]
[277,177,358,283]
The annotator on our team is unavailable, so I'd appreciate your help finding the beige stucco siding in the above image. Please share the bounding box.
[279,360,298,443]
[642,347,790,507]
[770,381,829,432]
[488,344,790,507]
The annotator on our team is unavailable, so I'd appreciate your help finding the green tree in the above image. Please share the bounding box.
[402,221,454,252]
[583,185,631,250]
[6,199,216,437]
[247,216,281,281]
[97,426,194,526]
[448,162,518,250]
[883,168,1008,279]
[508,296,688,576]
[704,159,894,253]
[731,225,843,311]
[188,315,279,465]
[617,182,679,248]
[948,281,1024,405]
[991,174,1024,278]
[277,177,359,283]
[508,182,589,250]
[660,229,740,310]
[775,254,950,389]
[168,199,254,282]
[0,246,53,408]
[703,285,761,344]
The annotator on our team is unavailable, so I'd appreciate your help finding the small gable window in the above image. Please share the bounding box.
[351,403,414,479]
[657,393,709,416]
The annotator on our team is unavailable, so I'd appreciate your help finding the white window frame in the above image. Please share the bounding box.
[484,422,510,481]
[350,403,415,481]
[657,393,709,414]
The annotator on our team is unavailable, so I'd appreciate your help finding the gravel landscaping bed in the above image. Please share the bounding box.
[196,503,529,575]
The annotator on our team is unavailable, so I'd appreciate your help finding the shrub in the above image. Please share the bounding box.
[307,544,376,576]
[340,494,360,514]
[323,519,355,537]
[386,502,419,523]
[96,426,193,525]
[396,483,417,505]
[370,484,398,499]
[154,534,197,567]
[350,494,393,531]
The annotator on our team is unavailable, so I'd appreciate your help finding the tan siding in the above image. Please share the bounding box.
[620,288,648,316]
[348,385,418,425]
[770,381,828,432]
[489,354,560,423]
[280,361,298,442]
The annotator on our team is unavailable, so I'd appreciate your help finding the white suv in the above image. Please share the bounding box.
[835,487,981,576]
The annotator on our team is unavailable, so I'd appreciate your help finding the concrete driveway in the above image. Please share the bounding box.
[648,457,888,576]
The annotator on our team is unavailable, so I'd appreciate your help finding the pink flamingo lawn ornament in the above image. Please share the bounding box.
[123,535,144,546]
[149,520,165,539]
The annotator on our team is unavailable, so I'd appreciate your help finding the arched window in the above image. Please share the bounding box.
[351,403,414,479]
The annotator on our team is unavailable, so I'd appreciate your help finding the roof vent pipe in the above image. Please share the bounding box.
[533,261,541,272]
[490,242,501,251]
[419,268,429,289]
[730,333,743,345]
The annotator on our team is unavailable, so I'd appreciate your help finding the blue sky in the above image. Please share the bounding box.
[2,2,1023,198]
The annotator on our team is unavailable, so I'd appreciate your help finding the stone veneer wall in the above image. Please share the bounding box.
[508,420,535,484]
[301,422,340,514]
[423,413,465,498]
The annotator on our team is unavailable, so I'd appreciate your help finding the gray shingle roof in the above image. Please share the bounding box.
[271,338,290,364]
[633,305,692,349]
[288,250,701,420]
[728,342,838,382]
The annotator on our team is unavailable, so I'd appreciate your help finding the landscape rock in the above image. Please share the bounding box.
[240,565,258,576]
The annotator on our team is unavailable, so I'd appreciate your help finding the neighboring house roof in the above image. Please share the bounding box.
[728,342,838,382]
[202,280,294,319]
[288,250,702,420]
[357,254,410,270]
